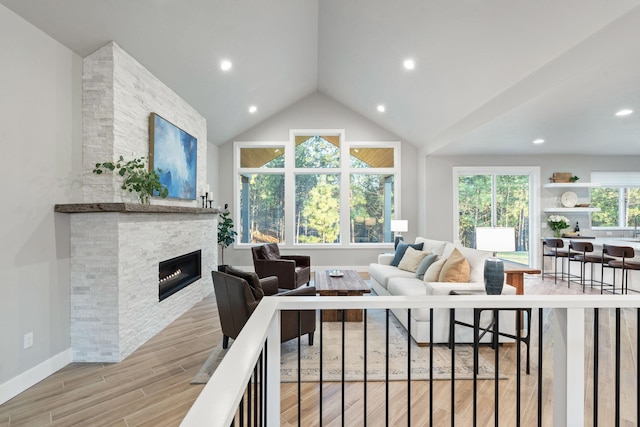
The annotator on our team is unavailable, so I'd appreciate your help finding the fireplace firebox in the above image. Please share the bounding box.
[159,250,202,301]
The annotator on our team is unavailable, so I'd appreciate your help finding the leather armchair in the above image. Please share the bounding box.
[211,268,316,349]
[251,243,311,289]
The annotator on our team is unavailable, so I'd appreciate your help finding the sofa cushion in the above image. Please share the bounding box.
[415,254,438,280]
[390,241,424,267]
[454,245,492,283]
[398,247,430,272]
[414,238,448,256]
[423,257,447,282]
[369,263,415,290]
[439,248,470,282]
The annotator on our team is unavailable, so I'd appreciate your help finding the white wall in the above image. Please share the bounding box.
[217,92,419,270]
[0,4,82,397]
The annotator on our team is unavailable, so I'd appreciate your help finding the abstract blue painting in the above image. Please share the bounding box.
[149,113,197,200]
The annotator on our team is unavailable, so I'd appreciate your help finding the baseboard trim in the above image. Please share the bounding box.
[0,348,72,405]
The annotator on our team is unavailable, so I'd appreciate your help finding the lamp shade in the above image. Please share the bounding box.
[475,227,515,253]
[390,220,408,233]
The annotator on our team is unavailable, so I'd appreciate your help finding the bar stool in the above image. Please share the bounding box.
[542,238,571,284]
[569,240,614,292]
[601,244,640,294]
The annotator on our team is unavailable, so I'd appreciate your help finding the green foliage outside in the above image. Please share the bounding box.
[591,188,640,227]
[299,175,340,243]
[240,136,395,244]
[457,174,530,259]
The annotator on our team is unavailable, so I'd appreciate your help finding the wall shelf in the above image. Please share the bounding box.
[543,182,600,188]
[543,207,601,213]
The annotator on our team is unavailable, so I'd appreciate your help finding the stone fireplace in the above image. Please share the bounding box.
[57,41,217,363]
[58,204,218,362]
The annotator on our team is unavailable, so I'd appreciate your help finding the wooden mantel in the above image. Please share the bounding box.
[54,203,222,215]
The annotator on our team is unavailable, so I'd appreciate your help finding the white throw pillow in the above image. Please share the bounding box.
[398,248,430,273]
[423,257,447,282]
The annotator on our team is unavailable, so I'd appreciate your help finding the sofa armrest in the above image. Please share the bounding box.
[377,253,394,265]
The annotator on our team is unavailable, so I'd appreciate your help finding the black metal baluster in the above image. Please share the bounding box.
[248,370,252,427]
[264,339,268,426]
[473,309,479,427]
[297,310,301,426]
[537,309,543,427]
[364,308,368,426]
[516,309,522,427]
[429,308,434,427]
[386,309,390,427]
[342,310,346,427]
[259,350,263,427]
[451,308,455,427]
[494,309,499,427]
[253,361,258,427]
[594,308,599,427]
[239,393,244,427]
[320,310,323,427]
[407,308,412,426]
[616,307,621,426]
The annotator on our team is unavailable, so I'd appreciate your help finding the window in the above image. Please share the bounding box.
[454,167,539,266]
[591,172,640,228]
[236,132,400,247]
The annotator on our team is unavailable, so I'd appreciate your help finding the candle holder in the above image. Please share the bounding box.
[208,200,214,208]
[201,195,206,208]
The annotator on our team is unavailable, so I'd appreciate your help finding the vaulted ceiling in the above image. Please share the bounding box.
[3,0,640,155]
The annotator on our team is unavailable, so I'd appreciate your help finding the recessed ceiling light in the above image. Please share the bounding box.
[248,105,257,114]
[533,139,545,144]
[377,104,386,113]
[220,60,232,71]
[403,59,415,70]
[615,109,633,116]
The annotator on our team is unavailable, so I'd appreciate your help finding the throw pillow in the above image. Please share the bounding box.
[438,248,471,283]
[225,266,264,299]
[423,257,447,282]
[415,253,438,280]
[398,248,430,273]
[390,241,424,267]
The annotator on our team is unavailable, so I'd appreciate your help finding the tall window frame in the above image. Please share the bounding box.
[453,166,540,267]
[234,130,401,249]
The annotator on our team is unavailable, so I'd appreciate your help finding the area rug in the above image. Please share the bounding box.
[192,309,503,384]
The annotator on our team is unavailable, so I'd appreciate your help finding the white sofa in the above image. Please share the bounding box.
[369,237,516,345]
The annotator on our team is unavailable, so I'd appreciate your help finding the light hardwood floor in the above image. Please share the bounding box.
[1,272,637,426]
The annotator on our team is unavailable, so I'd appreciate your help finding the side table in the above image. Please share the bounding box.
[448,290,531,375]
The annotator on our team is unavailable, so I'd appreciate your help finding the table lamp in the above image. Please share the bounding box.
[390,220,408,249]
[475,227,516,295]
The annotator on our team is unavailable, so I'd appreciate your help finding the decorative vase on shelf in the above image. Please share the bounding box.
[139,194,150,205]
[554,229,562,238]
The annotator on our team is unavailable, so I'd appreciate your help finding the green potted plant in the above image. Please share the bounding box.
[93,155,168,204]
[217,204,237,271]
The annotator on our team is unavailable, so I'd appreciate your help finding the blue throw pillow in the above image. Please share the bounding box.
[415,253,438,280]
[390,241,424,267]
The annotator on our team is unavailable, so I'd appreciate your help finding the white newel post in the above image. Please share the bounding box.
[552,307,585,427]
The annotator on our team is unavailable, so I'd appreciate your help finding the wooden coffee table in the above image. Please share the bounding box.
[314,270,371,322]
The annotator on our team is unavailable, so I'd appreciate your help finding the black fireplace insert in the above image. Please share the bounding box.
[158,250,201,301]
